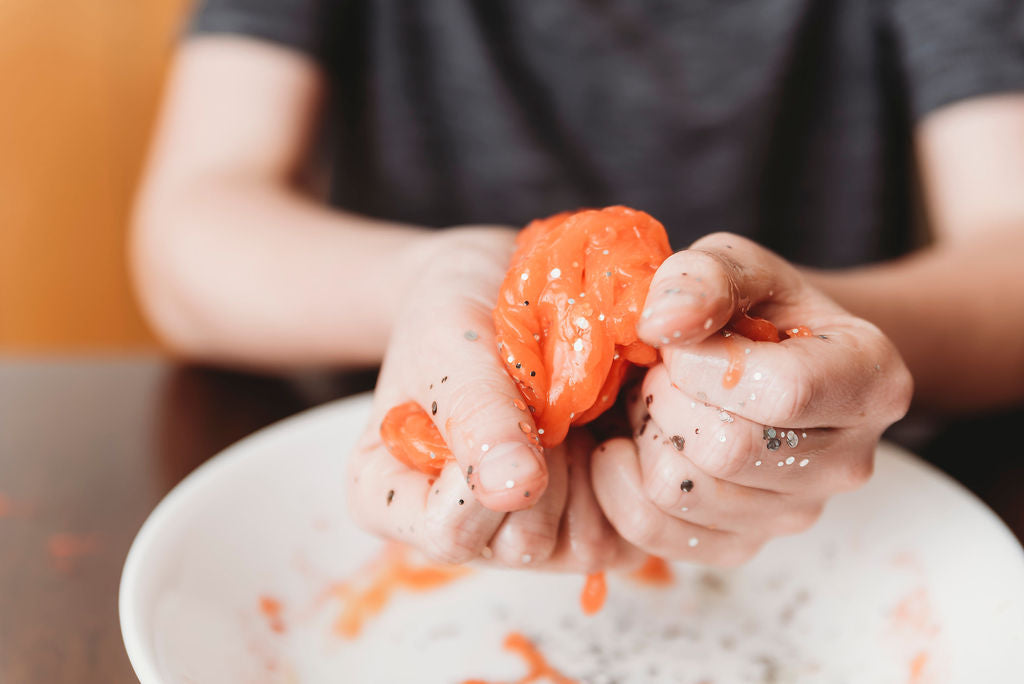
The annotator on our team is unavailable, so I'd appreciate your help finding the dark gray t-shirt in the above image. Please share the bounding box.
[190,0,1024,267]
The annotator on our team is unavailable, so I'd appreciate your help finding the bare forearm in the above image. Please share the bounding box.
[805,232,1024,412]
[133,177,436,367]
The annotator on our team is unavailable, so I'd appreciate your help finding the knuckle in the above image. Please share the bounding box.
[691,423,753,480]
[835,450,875,491]
[446,376,522,434]
[495,523,559,565]
[643,455,686,510]
[764,362,815,425]
[615,505,663,550]
[883,362,914,424]
[422,516,480,565]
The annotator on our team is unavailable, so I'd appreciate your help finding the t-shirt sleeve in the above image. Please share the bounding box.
[887,0,1024,119]
[187,0,330,59]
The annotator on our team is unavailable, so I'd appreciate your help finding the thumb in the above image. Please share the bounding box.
[426,330,549,514]
[636,232,802,346]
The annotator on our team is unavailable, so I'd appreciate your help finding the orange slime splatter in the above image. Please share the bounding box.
[329,544,469,638]
[909,651,928,683]
[628,555,674,586]
[258,595,286,634]
[580,571,607,615]
[463,632,577,684]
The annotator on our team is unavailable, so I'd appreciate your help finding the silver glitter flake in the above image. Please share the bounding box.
[763,427,777,440]
[786,430,799,448]
[463,329,479,341]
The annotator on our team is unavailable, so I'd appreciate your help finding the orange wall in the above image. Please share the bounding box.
[0,0,188,350]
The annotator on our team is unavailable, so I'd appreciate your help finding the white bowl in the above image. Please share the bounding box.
[120,393,1024,683]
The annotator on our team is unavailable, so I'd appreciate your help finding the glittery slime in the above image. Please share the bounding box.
[378,206,810,617]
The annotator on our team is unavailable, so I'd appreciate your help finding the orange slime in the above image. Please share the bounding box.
[258,595,286,634]
[494,206,672,447]
[463,632,577,684]
[330,544,469,638]
[628,555,674,586]
[723,313,814,387]
[579,571,608,615]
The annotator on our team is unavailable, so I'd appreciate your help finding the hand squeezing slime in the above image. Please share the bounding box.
[380,206,808,615]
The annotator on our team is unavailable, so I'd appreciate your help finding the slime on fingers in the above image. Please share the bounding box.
[379,206,809,615]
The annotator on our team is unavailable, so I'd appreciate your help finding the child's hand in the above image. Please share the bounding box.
[348,229,636,570]
[590,233,913,566]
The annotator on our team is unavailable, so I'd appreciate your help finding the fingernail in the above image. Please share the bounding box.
[477,442,544,493]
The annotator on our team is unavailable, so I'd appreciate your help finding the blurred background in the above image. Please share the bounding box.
[0,0,189,351]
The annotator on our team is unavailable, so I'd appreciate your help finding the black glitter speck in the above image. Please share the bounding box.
[767,438,782,451]
[458,498,465,505]
[441,376,448,383]
[670,435,685,451]
[645,395,653,407]
[515,362,522,369]
[386,489,395,505]
[680,480,694,493]
[524,491,531,498]
[467,465,474,475]
[530,370,536,377]
[431,400,437,415]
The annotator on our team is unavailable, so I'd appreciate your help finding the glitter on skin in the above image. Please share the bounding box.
[785,456,795,465]
[642,309,653,320]
[481,444,490,452]
[576,317,590,329]
[718,433,727,443]
[799,459,810,467]
[573,338,584,352]
[755,460,762,466]
[750,393,757,401]
[464,330,479,341]
[549,268,562,278]
[521,272,529,281]
[505,480,515,489]
[704,317,713,330]
[673,330,682,338]
[688,537,699,547]
[660,336,670,345]
[802,432,808,439]
[745,348,751,355]
[521,554,532,564]
[753,372,763,381]
[777,461,785,467]
[681,507,689,512]
[507,355,515,364]
[598,314,606,321]
[537,428,545,435]
[786,431,799,448]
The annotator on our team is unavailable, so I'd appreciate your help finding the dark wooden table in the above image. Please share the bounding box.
[0,359,1020,683]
